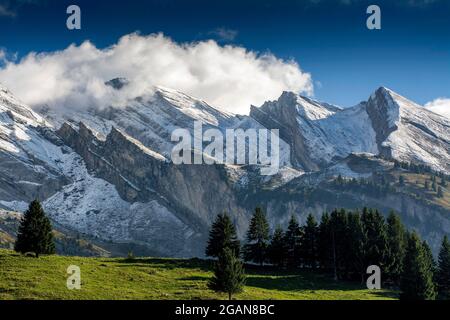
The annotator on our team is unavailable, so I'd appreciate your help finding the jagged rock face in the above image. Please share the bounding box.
[250,92,321,171]
[365,88,399,157]
[251,92,378,171]
[56,122,251,256]
[366,87,450,172]
[0,87,67,206]
[251,87,450,173]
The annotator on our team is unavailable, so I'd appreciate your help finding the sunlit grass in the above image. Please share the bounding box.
[0,249,396,300]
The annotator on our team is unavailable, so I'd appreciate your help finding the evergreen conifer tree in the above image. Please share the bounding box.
[385,211,406,284]
[302,214,319,269]
[437,186,444,198]
[329,209,349,279]
[400,232,437,300]
[283,215,303,268]
[437,236,450,299]
[206,213,240,258]
[209,248,246,300]
[318,212,333,271]
[346,211,366,281]
[267,225,286,267]
[422,240,437,277]
[243,208,270,266]
[361,208,388,269]
[14,200,55,258]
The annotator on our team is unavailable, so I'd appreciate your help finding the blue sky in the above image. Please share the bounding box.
[0,0,449,110]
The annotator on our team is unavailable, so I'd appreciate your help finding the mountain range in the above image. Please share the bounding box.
[0,80,449,256]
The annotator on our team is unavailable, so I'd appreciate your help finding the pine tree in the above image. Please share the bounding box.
[437,186,444,198]
[243,208,270,266]
[329,209,348,279]
[267,226,286,267]
[346,211,366,282]
[361,208,388,269]
[283,215,303,268]
[318,212,333,271]
[385,212,406,284]
[14,200,55,258]
[302,214,319,269]
[206,213,240,258]
[422,240,436,278]
[398,175,405,186]
[209,248,246,300]
[432,181,437,192]
[437,236,450,299]
[400,232,437,300]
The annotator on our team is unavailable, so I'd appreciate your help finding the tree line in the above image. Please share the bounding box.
[10,200,450,300]
[206,208,450,300]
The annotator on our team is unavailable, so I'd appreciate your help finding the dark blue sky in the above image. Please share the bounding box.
[0,0,449,107]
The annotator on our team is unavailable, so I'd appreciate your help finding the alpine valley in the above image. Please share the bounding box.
[0,80,449,257]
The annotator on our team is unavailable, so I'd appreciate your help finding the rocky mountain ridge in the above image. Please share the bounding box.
[0,82,448,256]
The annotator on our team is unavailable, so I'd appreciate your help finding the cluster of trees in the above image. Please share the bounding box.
[393,160,448,178]
[334,170,447,200]
[424,175,446,198]
[206,208,450,300]
[393,160,448,198]
[333,175,395,197]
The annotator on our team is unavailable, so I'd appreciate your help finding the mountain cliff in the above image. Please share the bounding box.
[0,81,448,256]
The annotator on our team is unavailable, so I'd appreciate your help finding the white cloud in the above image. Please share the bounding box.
[207,28,238,42]
[0,33,313,115]
[0,4,15,17]
[425,98,450,118]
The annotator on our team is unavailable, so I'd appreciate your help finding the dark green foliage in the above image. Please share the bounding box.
[437,186,444,198]
[332,176,394,198]
[329,209,349,279]
[267,225,286,267]
[361,208,388,269]
[204,205,441,299]
[318,212,333,271]
[432,181,437,192]
[437,236,450,299]
[346,211,366,281]
[398,175,405,186]
[243,208,270,266]
[385,212,406,284]
[400,232,437,300]
[206,213,240,258]
[422,240,436,277]
[209,248,246,300]
[14,200,55,258]
[302,214,319,269]
[335,174,344,185]
[283,215,303,268]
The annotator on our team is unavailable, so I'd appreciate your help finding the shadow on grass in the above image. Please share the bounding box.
[109,257,214,272]
[178,276,210,282]
[103,257,397,299]
[179,273,397,299]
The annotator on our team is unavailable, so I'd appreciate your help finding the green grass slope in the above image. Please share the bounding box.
[0,249,396,300]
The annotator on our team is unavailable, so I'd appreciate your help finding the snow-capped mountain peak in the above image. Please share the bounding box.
[0,83,47,127]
